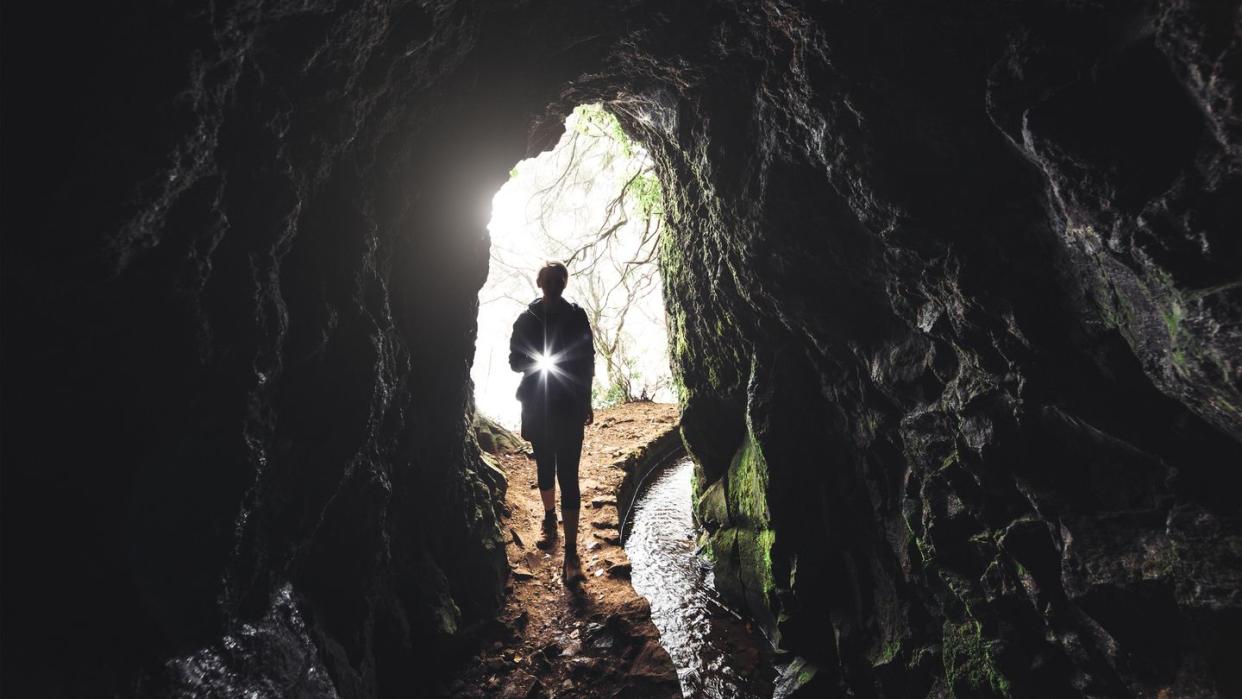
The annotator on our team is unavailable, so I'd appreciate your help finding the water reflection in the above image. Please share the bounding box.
[625,460,773,698]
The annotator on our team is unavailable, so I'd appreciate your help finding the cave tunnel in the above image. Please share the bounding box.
[2,1,1240,697]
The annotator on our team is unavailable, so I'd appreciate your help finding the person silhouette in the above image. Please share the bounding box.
[509,261,595,585]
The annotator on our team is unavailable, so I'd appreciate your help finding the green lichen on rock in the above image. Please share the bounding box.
[472,411,526,455]
[726,430,771,529]
[874,639,902,666]
[941,619,1010,699]
[695,429,778,632]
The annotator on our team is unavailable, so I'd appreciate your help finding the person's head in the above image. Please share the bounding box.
[536,261,569,298]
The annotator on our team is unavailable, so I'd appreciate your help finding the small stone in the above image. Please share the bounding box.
[607,562,632,579]
[498,670,541,699]
[512,567,535,580]
[510,528,524,547]
[569,656,602,677]
[591,519,618,530]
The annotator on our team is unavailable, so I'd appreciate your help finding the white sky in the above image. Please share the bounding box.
[472,105,674,428]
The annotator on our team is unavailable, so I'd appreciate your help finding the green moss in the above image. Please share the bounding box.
[726,431,770,529]
[875,639,902,666]
[736,528,776,602]
[695,478,729,529]
[1171,349,1187,367]
[942,619,1011,698]
[1163,300,1183,338]
[938,448,960,473]
[696,431,778,628]
[778,657,818,693]
[707,528,742,600]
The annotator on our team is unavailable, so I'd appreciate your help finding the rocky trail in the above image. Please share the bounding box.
[450,402,685,698]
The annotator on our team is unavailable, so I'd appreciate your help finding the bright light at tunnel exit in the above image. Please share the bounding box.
[471,104,675,429]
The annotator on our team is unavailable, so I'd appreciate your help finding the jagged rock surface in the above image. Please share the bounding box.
[3,1,1238,697]
[612,3,1242,697]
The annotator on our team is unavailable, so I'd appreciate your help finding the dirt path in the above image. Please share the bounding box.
[450,402,684,698]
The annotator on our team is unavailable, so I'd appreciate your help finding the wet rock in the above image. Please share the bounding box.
[627,640,679,684]
[773,657,827,698]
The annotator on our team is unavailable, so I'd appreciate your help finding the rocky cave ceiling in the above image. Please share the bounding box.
[2,0,1239,697]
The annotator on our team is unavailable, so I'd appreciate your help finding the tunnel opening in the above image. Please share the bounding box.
[472,103,675,429]
[466,103,784,696]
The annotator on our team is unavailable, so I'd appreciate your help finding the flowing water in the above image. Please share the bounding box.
[624,459,774,698]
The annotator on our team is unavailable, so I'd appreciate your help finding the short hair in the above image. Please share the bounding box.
[537,261,569,287]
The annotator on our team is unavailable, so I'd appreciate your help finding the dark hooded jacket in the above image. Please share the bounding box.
[509,296,594,440]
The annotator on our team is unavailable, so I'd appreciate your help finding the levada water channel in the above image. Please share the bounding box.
[623,458,775,697]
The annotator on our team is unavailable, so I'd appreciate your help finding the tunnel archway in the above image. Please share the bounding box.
[4,1,1239,697]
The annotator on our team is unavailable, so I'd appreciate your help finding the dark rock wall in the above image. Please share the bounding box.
[3,0,1238,697]
[2,2,615,695]
[603,1,1241,697]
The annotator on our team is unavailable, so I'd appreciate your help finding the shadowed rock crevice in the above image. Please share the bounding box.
[3,1,1238,697]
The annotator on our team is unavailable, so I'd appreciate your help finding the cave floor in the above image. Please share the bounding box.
[449,402,685,698]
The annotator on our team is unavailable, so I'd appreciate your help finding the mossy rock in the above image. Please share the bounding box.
[695,477,729,529]
[725,431,771,530]
[473,413,526,455]
[941,619,1010,698]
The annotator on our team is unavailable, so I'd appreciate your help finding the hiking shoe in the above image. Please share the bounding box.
[536,512,558,550]
[563,553,585,585]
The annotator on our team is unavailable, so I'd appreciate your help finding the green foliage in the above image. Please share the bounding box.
[571,104,663,218]
[592,381,629,409]
[573,103,635,157]
[628,171,664,217]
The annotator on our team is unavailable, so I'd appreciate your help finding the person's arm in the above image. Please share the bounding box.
[509,316,535,374]
[579,309,595,424]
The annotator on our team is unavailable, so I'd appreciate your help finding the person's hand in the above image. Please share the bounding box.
[584,407,594,426]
